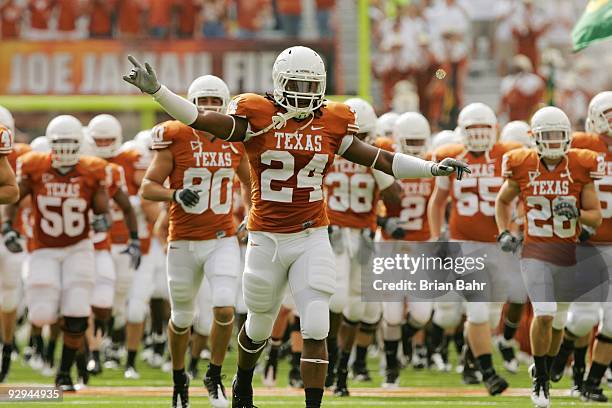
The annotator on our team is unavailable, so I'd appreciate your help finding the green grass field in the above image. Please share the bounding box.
[2,343,612,407]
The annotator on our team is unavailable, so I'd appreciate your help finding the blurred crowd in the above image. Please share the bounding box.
[371,0,612,131]
[0,0,336,40]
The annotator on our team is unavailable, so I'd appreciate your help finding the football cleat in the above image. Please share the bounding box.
[324,370,336,389]
[334,368,350,397]
[87,356,102,375]
[149,352,164,369]
[351,361,372,382]
[484,373,508,396]
[529,364,550,408]
[172,373,190,408]
[261,358,277,387]
[462,366,481,385]
[570,363,585,397]
[412,346,428,370]
[204,374,229,408]
[581,381,608,402]
[496,337,519,374]
[382,367,400,389]
[40,363,55,377]
[231,375,257,408]
[124,366,140,380]
[55,371,76,392]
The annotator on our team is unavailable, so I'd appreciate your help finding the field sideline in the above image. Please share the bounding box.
[2,344,611,407]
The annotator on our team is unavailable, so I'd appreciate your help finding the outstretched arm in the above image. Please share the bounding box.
[123,55,248,141]
[340,136,470,180]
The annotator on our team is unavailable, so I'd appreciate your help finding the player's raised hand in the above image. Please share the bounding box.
[123,55,161,94]
[432,158,471,180]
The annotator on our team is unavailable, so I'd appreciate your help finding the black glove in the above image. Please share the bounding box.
[121,239,142,270]
[579,225,596,242]
[377,216,405,239]
[497,230,521,253]
[1,221,23,253]
[173,187,200,208]
[91,213,111,233]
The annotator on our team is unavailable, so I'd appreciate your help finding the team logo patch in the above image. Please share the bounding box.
[528,171,540,184]
[190,141,203,153]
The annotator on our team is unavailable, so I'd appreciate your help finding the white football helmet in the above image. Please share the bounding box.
[431,130,462,150]
[87,114,122,159]
[272,46,326,120]
[500,121,533,147]
[344,98,377,143]
[393,112,431,156]
[30,136,50,152]
[458,103,497,152]
[79,135,96,156]
[187,75,231,113]
[531,106,571,159]
[46,115,83,167]
[134,129,153,151]
[0,105,15,134]
[586,91,612,136]
[376,112,399,138]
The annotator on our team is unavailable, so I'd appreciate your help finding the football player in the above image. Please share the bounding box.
[496,106,603,407]
[2,115,110,390]
[87,115,145,369]
[123,47,469,408]
[324,97,399,396]
[84,115,140,376]
[501,121,533,147]
[380,112,436,386]
[0,106,29,382]
[140,74,250,408]
[548,91,612,402]
[428,103,518,395]
[0,107,18,205]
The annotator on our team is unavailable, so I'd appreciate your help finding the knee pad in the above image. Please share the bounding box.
[243,272,276,313]
[127,298,148,324]
[171,307,195,330]
[245,311,276,342]
[0,287,19,312]
[567,303,600,337]
[408,302,432,327]
[466,302,490,325]
[552,309,568,331]
[598,309,612,338]
[62,316,88,334]
[383,303,404,327]
[29,304,58,327]
[433,302,462,329]
[194,310,212,336]
[91,278,115,309]
[62,284,92,318]
[362,302,381,325]
[210,276,237,308]
[532,302,557,317]
[301,300,330,340]
[329,290,348,315]
[342,296,365,323]
[488,303,503,328]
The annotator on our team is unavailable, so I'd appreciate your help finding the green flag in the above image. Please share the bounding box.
[572,0,612,51]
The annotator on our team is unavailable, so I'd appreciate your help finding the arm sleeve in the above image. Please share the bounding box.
[151,85,199,126]
[391,152,435,179]
[337,135,354,156]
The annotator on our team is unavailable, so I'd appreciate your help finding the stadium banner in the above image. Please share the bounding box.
[0,39,337,96]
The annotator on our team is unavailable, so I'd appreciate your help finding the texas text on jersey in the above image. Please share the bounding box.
[227,93,358,233]
[502,147,604,265]
[433,141,522,242]
[571,132,612,243]
[16,151,107,249]
[151,120,245,241]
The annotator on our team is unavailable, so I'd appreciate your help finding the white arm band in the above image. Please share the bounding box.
[435,175,450,190]
[152,85,199,125]
[372,169,395,190]
[391,153,435,179]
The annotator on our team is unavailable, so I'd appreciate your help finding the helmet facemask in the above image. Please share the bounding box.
[399,137,428,157]
[273,73,326,120]
[192,96,227,114]
[90,135,119,159]
[50,137,81,167]
[534,129,570,159]
[591,106,612,136]
[462,125,495,152]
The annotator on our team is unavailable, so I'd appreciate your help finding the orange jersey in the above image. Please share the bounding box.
[108,148,146,244]
[151,120,246,241]
[228,93,358,233]
[0,125,13,155]
[502,148,604,265]
[17,152,107,250]
[94,162,126,251]
[571,132,612,243]
[433,142,522,242]
[325,137,393,231]
[385,152,434,241]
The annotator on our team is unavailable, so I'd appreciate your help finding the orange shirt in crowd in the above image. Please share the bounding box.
[316,0,335,10]
[118,0,145,35]
[28,0,53,30]
[148,0,173,28]
[0,1,22,38]
[236,0,269,32]
[276,0,300,15]
[89,0,115,35]
[176,0,201,36]
[56,0,79,32]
